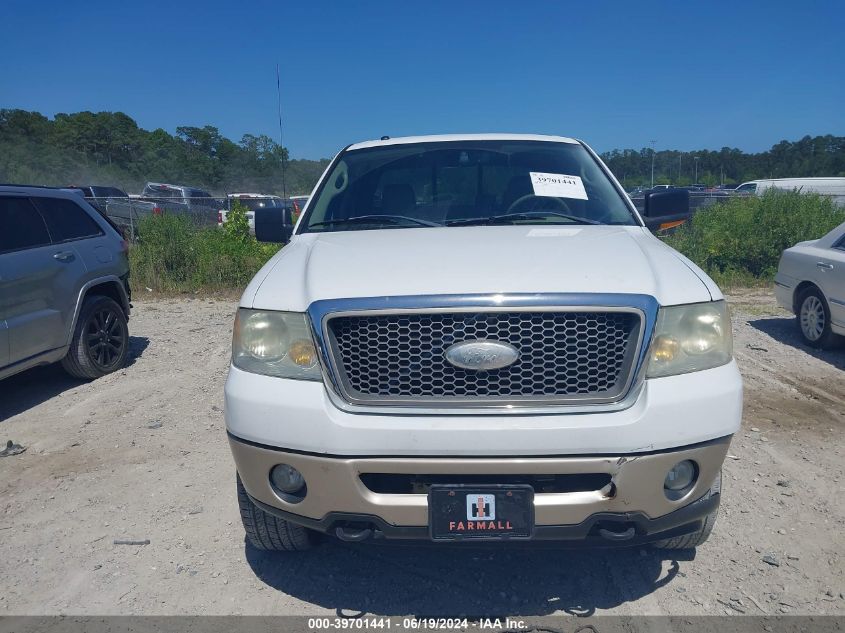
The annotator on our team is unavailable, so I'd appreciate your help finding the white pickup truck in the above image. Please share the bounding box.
[225,134,742,551]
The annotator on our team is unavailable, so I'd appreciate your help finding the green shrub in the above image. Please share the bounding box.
[667,190,845,286]
[129,214,281,294]
[223,200,251,244]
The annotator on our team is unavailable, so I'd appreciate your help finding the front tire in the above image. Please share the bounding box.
[797,286,841,349]
[237,475,313,551]
[62,295,129,379]
[653,471,721,550]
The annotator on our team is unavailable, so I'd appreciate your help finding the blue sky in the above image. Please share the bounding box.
[2,0,843,159]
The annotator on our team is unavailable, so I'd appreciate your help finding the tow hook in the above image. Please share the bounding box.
[335,526,374,542]
[597,525,637,542]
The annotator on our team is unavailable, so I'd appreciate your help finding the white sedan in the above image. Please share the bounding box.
[775,222,845,348]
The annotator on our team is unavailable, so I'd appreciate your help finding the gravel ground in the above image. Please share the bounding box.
[0,289,842,616]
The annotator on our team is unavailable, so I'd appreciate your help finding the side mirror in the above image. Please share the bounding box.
[643,188,690,219]
[255,206,293,243]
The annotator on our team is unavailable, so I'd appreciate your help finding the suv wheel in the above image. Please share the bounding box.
[797,286,841,349]
[237,475,314,551]
[62,295,129,379]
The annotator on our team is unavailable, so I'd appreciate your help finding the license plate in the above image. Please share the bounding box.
[428,485,534,541]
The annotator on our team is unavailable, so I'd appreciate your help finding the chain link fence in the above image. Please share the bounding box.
[66,187,307,240]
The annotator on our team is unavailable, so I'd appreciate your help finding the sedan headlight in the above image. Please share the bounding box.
[232,309,322,380]
[646,301,732,378]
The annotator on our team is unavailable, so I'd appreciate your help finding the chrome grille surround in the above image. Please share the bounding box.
[308,294,659,413]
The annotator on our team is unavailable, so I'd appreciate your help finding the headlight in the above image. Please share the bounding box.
[646,301,732,378]
[232,309,322,380]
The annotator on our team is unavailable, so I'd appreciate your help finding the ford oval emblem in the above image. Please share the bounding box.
[444,340,519,371]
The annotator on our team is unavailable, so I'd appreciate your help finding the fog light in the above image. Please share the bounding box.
[270,464,306,494]
[664,460,697,491]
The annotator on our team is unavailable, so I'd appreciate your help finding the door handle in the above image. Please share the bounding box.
[53,251,75,262]
[816,262,833,271]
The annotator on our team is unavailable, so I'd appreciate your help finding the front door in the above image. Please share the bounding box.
[819,236,845,329]
[0,197,87,365]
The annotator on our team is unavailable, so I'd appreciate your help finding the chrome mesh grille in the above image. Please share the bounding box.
[326,310,641,405]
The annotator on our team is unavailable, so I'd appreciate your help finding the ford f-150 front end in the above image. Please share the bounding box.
[225,134,742,550]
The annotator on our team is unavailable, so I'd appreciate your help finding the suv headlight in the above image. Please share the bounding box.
[232,309,322,380]
[646,301,732,378]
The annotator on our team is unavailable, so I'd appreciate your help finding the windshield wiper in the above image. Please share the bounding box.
[308,214,440,229]
[446,210,601,227]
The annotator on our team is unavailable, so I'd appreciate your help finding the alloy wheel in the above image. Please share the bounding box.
[85,308,126,370]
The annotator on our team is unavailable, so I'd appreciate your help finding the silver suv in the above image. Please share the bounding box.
[0,186,131,380]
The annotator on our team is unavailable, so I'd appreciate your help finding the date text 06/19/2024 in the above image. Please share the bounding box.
[306,617,528,630]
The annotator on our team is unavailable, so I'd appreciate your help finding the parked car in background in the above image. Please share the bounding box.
[65,185,126,214]
[775,221,845,348]
[229,133,740,553]
[0,186,131,380]
[220,193,282,234]
[227,193,285,211]
[140,182,223,225]
[65,185,161,236]
[735,178,845,206]
[219,194,281,234]
[219,194,299,237]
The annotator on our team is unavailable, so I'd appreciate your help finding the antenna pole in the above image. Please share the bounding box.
[276,63,288,201]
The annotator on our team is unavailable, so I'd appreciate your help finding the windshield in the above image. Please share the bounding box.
[300,140,637,233]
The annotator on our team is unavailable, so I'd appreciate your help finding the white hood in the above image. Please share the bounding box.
[244,225,717,311]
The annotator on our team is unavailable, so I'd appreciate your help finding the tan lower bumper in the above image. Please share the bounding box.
[229,435,731,527]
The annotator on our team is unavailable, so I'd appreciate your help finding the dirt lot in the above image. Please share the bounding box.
[0,289,842,617]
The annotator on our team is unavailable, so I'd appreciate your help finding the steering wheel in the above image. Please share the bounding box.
[506,194,572,216]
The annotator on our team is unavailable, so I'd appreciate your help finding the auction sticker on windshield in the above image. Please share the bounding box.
[530,172,588,200]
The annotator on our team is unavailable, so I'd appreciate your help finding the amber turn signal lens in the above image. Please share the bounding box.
[288,339,318,368]
[652,335,680,362]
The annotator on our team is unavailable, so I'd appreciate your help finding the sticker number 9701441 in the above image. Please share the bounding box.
[530,171,589,200]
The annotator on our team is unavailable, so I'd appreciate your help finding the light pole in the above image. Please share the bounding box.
[694,156,700,183]
[678,153,682,184]
[650,140,656,188]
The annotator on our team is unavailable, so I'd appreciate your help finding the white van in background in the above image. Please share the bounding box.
[735,177,845,206]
